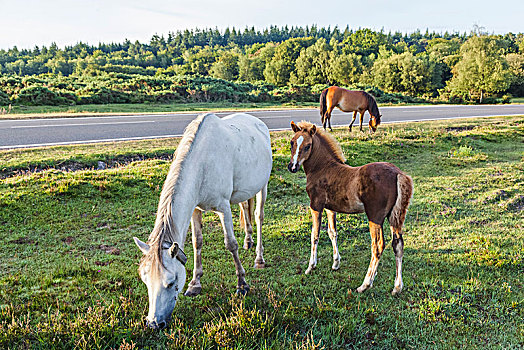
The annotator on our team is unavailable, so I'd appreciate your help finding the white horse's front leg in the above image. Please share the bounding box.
[254,185,267,268]
[218,203,249,295]
[185,209,203,297]
[305,207,323,274]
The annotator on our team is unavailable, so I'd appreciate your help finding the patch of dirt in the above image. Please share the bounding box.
[94,260,113,266]
[445,125,476,132]
[0,153,174,179]
[61,236,75,245]
[99,244,121,255]
[9,237,35,244]
[508,195,524,212]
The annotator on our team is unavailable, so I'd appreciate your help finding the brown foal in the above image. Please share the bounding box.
[288,121,413,295]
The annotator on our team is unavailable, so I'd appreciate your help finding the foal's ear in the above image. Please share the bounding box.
[290,121,301,133]
[309,124,317,136]
[133,237,150,255]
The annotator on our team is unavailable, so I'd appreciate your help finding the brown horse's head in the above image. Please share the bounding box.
[288,121,317,173]
[369,114,381,133]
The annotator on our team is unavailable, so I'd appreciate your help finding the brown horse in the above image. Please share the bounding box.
[319,86,382,133]
[288,120,413,295]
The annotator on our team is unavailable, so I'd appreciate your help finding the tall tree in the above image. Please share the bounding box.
[448,35,512,103]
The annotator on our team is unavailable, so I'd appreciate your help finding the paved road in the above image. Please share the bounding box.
[1,104,523,149]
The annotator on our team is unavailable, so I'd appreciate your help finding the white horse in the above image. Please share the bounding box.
[133,113,272,329]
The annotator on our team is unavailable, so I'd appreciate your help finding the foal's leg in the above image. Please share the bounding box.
[390,226,404,295]
[326,209,341,270]
[185,209,203,297]
[348,111,357,132]
[357,221,386,293]
[217,203,249,294]
[254,185,267,268]
[239,199,254,250]
[305,207,323,274]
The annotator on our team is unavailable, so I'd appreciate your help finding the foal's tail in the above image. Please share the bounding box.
[319,88,328,122]
[239,197,255,229]
[389,173,414,229]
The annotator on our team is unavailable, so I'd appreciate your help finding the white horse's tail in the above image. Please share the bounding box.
[239,197,255,229]
[389,173,414,230]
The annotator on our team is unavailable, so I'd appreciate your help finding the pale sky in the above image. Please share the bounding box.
[1,0,523,50]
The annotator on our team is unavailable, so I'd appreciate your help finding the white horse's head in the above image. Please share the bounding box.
[133,237,187,329]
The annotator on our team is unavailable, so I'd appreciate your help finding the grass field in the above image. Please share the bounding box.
[0,101,318,119]
[1,116,523,349]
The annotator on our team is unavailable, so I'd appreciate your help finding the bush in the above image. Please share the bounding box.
[0,90,9,105]
[15,86,74,106]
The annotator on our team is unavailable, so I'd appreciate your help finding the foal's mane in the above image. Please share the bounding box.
[143,113,212,267]
[297,121,346,164]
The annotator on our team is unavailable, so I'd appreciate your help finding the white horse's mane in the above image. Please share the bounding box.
[147,113,211,250]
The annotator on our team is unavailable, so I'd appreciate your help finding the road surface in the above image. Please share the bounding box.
[1,104,523,149]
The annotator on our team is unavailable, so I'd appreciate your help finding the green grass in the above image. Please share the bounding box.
[0,101,318,119]
[511,97,524,104]
[1,116,523,349]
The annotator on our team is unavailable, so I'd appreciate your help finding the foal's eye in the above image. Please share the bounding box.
[304,145,311,151]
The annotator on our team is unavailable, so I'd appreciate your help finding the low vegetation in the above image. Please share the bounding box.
[1,116,523,349]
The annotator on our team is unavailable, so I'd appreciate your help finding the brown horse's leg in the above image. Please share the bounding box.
[391,227,404,295]
[348,111,357,132]
[326,106,334,132]
[239,199,254,250]
[357,221,386,293]
[218,204,249,295]
[359,111,365,132]
[326,209,341,270]
[305,207,323,274]
[254,185,267,268]
[185,209,204,297]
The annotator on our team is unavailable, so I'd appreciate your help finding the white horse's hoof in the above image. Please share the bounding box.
[305,266,314,275]
[332,261,340,270]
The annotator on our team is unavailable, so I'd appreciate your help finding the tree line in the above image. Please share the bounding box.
[1,26,523,107]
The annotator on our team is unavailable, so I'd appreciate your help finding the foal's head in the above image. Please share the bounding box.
[133,237,187,329]
[288,121,317,173]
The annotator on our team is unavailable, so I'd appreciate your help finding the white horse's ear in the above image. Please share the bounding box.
[290,121,301,133]
[309,124,317,136]
[133,237,150,255]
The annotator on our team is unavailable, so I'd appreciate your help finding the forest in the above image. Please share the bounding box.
[1,25,523,107]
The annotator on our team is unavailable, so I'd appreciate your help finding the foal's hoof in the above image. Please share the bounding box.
[236,284,250,296]
[184,285,202,297]
[356,284,371,293]
[243,239,254,250]
[391,285,403,296]
[254,259,266,269]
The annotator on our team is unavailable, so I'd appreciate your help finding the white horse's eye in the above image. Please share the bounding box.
[167,282,175,289]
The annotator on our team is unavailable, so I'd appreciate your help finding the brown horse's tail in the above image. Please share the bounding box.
[389,173,413,230]
[364,91,381,125]
[239,197,255,229]
[319,88,328,122]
